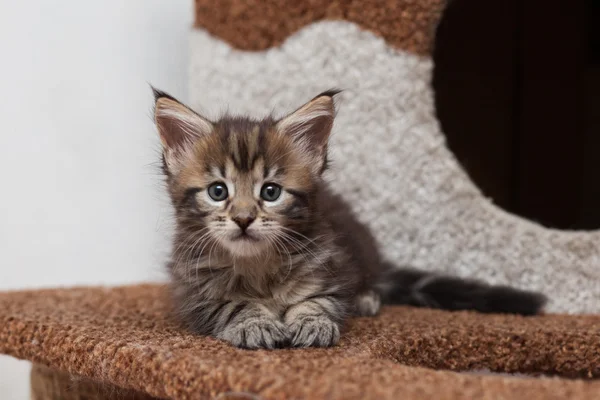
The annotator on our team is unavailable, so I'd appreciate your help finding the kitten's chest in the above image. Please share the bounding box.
[220,267,324,309]
[269,273,323,306]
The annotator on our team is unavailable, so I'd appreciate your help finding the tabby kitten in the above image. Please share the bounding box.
[154,88,545,349]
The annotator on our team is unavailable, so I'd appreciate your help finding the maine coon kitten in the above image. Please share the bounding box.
[153,88,546,349]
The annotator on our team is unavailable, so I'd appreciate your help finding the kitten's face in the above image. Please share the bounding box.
[154,90,337,259]
[173,119,316,258]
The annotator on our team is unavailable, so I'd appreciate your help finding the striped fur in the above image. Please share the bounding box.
[154,89,546,349]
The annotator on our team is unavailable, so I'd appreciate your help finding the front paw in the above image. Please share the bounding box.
[217,317,288,350]
[287,315,340,348]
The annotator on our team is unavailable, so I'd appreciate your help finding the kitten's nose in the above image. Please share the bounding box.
[233,215,256,231]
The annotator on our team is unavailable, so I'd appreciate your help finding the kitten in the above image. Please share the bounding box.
[153,88,546,349]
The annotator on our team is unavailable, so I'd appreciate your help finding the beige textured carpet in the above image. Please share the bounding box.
[1,285,599,399]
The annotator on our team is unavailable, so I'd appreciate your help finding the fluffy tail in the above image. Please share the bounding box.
[377,265,546,316]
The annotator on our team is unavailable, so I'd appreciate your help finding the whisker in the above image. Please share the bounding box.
[274,230,334,276]
[269,234,293,282]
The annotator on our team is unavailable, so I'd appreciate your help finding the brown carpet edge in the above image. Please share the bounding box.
[1,284,599,399]
[193,0,447,56]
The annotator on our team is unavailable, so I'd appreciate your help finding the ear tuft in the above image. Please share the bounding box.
[313,88,342,100]
[150,85,178,104]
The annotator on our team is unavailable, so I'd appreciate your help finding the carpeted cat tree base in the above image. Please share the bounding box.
[2,285,599,399]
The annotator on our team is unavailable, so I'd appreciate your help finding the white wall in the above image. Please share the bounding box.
[0,0,192,397]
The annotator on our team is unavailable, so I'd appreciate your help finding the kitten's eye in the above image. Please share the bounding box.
[207,182,228,201]
[260,183,282,202]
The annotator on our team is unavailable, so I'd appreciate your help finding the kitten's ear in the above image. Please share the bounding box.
[276,90,339,171]
[152,87,213,173]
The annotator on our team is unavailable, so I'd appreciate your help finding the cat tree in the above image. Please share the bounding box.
[2,0,600,399]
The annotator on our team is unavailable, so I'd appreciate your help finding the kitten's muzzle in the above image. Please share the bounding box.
[231,231,259,242]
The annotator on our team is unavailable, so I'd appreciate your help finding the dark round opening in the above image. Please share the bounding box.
[433,0,600,230]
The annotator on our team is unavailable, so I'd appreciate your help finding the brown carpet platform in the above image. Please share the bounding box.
[1,284,599,399]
